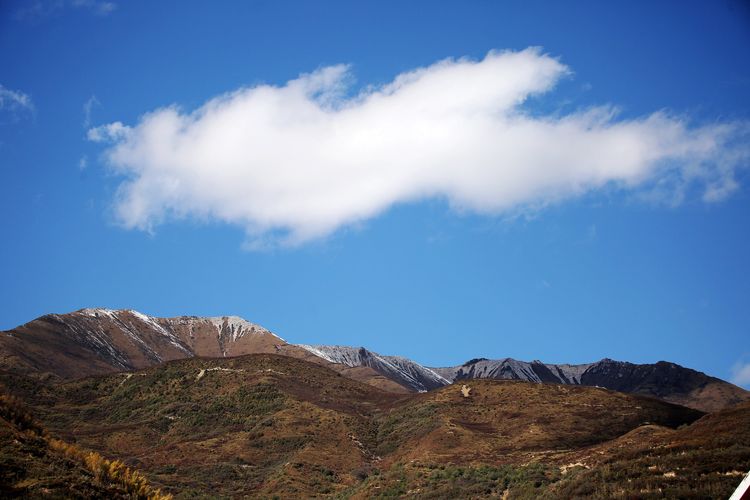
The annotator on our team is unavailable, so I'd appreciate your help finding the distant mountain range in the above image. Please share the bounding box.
[431,357,749,412]
[2,308,750,497]
[1,308,747,412]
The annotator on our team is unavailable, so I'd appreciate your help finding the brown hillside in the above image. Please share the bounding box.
[3,353,717,498]
[539,401,750,498]
[23,354,406,497]
[374,379,702,466]
[0,394,170,499]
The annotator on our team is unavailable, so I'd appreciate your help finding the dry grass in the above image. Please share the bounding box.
[1,354,747,498]
[0,393,171,499]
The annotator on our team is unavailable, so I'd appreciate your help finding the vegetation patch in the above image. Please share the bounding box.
[0,393,171,499]
[376,402,441,456]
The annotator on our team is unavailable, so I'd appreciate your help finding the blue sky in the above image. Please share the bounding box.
[1,1,749,386]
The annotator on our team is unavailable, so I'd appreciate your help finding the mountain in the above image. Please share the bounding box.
[0,308,284,379]
[2,308,748,412]
[1,311,749,497]
[433,357,750,412]
[0,308,409,394]
[294,346,749,411]
[432,357,590,384]
[297,344,450,392]
[4,352,728,499]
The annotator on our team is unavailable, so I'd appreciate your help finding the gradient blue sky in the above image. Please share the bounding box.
[1,1,749,386]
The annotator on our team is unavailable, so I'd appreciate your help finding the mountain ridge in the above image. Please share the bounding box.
[429,356,750,412]
[1,308,748,412]
[297,344,451,392]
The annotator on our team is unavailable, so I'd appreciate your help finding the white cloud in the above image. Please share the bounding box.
[0,84,34,116]
[88,48,749,246]
[83,95,100,128]
[71,0,116,15]
[79,155,88,171]
[88,121,128,142]
[15,0,116,19]
[731,361,750,387]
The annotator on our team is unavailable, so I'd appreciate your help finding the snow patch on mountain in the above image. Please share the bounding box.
[296,344,450,392]
[78,308,118,319]
[207,316,285,342]
[297,345,365,367]
[74,308,193,356]
[74,309,284,345]
[51,312,131,369]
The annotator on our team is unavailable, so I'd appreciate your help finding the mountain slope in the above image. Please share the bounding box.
[542,400,750,498]
[0,308,284,379]
[435,357,750,412]
[12,354,405,498]
[0,394,171,499]
[346,399,750,499]
[0,309,411,394]
[3,353,712,498]
[372,378,703,466]
[298,345,450,392]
